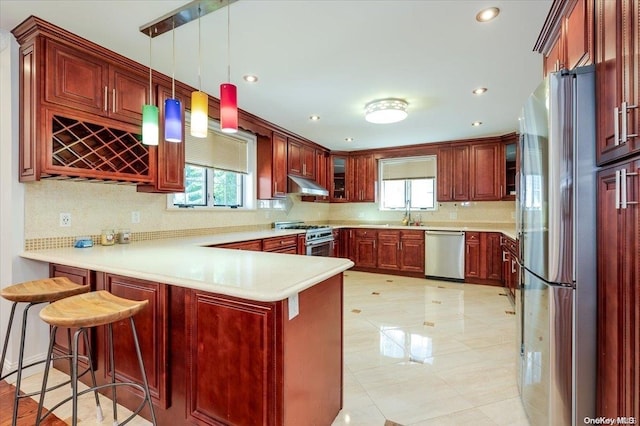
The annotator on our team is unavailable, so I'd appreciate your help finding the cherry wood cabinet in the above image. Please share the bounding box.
[288,138,315,179]
[539,0,593,76]
[45,39,149,125]
[595,0,640,165]
[49,264,95,373]
[597,159,639,418]
[500,234,519,302]
[138,84,185,193]
[353,229,378,268]
[263,235,299,253]
[437,145,469,201]
[99,273,170,409]
[212,239,263,251]
[12,17,153,184]
[464,232,503,286]
[377,231,401,271]
[350,153,376,202]
[185,274,343,426]
[502,137,519,200]
[257,132,288,199]
[470,143,502,201]
[329,155,350,202]
[398,230,425,273]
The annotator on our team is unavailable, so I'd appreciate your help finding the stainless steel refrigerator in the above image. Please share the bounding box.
[517,66,597,425]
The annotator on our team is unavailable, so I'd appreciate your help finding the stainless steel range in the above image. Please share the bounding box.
[274,221,334,256]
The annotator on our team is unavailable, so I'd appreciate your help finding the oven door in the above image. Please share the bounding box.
[306,239,334,257]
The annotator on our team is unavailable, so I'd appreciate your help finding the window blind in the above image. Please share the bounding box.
[185,123,248,174]
[381,156,436,180]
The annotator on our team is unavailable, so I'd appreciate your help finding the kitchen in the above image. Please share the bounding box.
[0,1,638,425]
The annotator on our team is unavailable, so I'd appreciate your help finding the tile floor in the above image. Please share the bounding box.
[330,271,530,426]
[10,271,530,425]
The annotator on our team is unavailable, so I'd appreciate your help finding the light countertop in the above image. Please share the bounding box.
[21,230,354,302]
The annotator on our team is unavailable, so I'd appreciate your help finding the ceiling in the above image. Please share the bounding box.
[0,0,552,151]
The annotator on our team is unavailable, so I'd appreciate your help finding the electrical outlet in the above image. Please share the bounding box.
[131,211,141,224]
[59,213,71,227]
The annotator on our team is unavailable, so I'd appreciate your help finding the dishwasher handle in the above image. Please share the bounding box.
[425,230,465,236]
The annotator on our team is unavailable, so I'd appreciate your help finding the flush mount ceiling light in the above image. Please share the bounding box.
[476,7,500,22]
[365,98,409,124]
[472,87,488,95]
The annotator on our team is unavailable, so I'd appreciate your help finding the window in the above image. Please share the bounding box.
[379,156,437,211]
[169,114,256,210]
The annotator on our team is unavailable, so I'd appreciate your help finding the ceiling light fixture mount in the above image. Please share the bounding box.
[364,98,409,124]
[139,0,238,37]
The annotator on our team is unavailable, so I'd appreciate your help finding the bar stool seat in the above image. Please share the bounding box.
[0,277,91,426]
[37,290,157,426]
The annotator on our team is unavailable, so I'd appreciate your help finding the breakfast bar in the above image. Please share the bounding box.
[21,233,354,426]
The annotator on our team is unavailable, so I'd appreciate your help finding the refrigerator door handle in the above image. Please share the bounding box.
[614,106,621,146]
[615,170,621,209]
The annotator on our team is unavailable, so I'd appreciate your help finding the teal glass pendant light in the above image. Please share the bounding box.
[142,29,159,146]
[165,19,182,143]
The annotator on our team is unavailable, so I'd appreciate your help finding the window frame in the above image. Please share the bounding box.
[378,156,438,212]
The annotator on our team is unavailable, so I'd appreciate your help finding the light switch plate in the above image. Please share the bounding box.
[288,293,299,320]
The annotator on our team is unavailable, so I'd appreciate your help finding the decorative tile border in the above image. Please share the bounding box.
[24,224,271,251]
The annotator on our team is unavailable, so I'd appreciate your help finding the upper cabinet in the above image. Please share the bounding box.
[45,40,148,125]
[595,0,640,165]
[537,0,594,76]
[329,155,349,202]
[287,138,315,179]
[12,17,154,184]
[257,132,287,199]
[350,153,376,202]
[437,140,505,202]
[502,136,518,200]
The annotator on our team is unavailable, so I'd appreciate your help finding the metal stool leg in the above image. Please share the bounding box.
[130,316,157,425]
[71,328,84,426]
[0,302,17,380]
[82,328,104,421]
[109,323,118,425]
[11,302,35,426]
[36,325,57,426]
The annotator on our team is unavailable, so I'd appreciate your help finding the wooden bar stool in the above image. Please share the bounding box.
[0,276,97,426]
[37,290,157,426]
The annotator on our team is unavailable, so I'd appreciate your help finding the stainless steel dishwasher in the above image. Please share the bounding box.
[425,230,465,281]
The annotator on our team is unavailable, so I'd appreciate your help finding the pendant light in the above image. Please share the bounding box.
[190,5,208,138]
[220,2,238,134]
[165,19,182,143]
[142,28,159,146]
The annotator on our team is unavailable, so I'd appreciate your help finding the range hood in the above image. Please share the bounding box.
[288,175,329,196]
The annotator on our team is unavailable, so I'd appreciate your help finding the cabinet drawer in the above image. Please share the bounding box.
[263,236,298,251]
[214,240,263,251]
[354,229,376,238]
[400,230,424,240]
[500,235,518,256]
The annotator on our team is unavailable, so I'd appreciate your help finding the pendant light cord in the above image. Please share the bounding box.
[172,19,176,98]
[227,2,231,82]
[198,6,202,90]
[148,28,153,103]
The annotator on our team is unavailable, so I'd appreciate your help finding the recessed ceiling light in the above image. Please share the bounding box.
[345,137,354,142]
[472,121,483,127]
[309,115,320,121]
[243,74,258,83]
[472,87,488,95]
[476,7,500,22]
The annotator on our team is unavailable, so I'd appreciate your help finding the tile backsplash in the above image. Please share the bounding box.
[24,180,515,248]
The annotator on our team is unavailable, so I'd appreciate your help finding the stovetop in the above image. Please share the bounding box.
[273,222,333,240]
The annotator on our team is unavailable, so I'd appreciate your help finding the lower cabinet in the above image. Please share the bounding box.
[500,234,519,302]
[464,232,503,285]
[349,228,425,276]
[263,235,298,254]
[597,159,639,418]
[50,264,345,425]
[98,273,170,409]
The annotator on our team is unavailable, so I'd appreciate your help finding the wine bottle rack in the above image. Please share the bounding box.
[50,115,150,180]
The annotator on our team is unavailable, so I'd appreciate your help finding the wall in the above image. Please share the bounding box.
[1,31,50,375]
